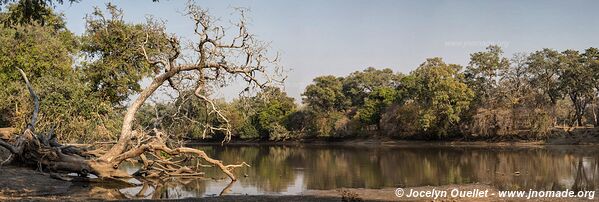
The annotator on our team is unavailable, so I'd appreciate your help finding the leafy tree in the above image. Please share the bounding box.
[237,120,260,139]
[80,4,168,106]
[0,0,78,26]
[465,45,509,106]
[220,87,297,140]
[526,48,563,105]
[342,67,402,107]
[501,53,532,105]
[357,86,398,126]
[379,102,420,137]
[302,75,349,111]
[582,48,599,125]
[403,58,474,136]
[285,110,309,133]
[0,6,119,141]
[306,110,349,138]
[0,1,274,181]
[0,5,75,81]
[559,50,594,126]
[0,6,77,126]
[252,87,296,140]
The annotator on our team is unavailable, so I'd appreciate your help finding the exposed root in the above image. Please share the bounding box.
[113,129,248,180]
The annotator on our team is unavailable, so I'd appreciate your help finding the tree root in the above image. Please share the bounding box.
[1,126,248,181]
[111,130,248,180]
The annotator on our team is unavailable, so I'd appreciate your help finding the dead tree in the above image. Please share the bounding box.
[0,3,282,181]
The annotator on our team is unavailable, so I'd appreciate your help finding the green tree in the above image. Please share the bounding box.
[302,75,349,111]
[252,87,296,140]
[0,5,77,127]
[224,87,297,140]
[306,110,349,138]
[526,48,563,105]
[0,0,78,27]
[357,86,398,126]
[559,49,595,126]
[80,4,169,106]
[403,58,474,136]
[342,67,402,107]
[582,48,599,126]
[0,6,119,141]
[0,4,75,81]
[465,45,510,106]
[501,53,532,105]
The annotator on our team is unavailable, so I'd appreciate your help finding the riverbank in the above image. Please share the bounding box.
[189,128,599,147]
[187,126,599,147]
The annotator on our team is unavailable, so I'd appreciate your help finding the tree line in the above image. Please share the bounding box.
[1,3,598,142]
[140,45,599,141]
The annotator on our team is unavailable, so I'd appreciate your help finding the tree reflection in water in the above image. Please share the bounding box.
[118,178,235,199]
[107,145,599,199]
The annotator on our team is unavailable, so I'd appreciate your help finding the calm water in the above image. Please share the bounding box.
[114,144,599,199]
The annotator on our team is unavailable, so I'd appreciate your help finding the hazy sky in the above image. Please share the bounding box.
[54,0,599,101]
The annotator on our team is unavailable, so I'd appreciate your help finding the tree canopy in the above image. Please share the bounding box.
[403,58,474,135]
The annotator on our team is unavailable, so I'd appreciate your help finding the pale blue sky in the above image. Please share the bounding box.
[53,0,599,100]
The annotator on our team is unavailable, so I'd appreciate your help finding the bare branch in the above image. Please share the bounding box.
[17,68,39,131]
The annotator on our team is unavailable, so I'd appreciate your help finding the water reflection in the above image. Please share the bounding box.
[112,145,599,199]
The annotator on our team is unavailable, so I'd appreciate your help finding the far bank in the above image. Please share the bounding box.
[188,126,599,147]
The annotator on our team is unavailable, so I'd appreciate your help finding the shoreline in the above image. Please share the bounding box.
[187,134,599,147]
[1,177,590,202]
[187,127,599,147]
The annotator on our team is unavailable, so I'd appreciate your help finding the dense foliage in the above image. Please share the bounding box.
[285,46,599,140]
[0,4,120,142]
[80,4,168,106]
[0,3,159,142]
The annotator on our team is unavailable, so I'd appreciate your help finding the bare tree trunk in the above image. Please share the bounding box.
[593,103,598,127]
[101,70,177,162]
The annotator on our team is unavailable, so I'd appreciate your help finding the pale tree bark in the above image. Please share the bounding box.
[594,103,598,126]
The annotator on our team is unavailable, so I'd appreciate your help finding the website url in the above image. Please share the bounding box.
[497,189,595,200]
[395,188,595,200]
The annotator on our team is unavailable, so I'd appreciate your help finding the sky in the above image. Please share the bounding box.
[53,0,599,101]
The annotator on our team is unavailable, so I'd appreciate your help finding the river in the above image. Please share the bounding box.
[116,144,599,199]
